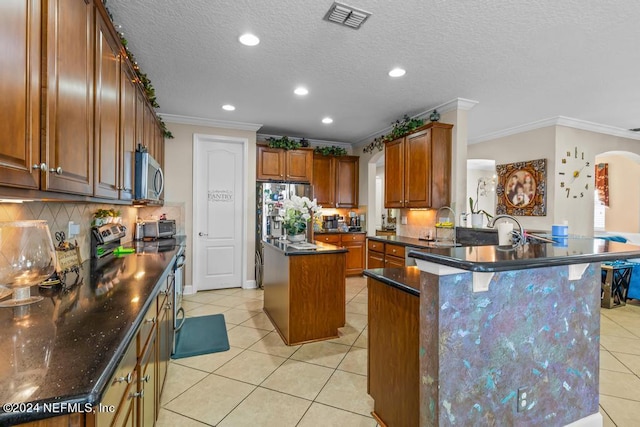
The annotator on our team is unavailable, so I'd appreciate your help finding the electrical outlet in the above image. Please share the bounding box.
[401,216,408,225]
[68,221,80,238]
[517,386,529,412]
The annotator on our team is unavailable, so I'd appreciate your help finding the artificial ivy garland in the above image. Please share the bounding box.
[363,114,425,154]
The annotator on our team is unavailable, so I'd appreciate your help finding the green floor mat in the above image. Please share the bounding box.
[172,314,230,359]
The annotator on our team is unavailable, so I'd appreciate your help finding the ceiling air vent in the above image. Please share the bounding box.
[324,2,371,29]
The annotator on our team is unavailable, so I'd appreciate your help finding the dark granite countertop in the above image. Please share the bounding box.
[408,239,640,272]
[0,240,183,425]
[366,234,436,249]
[363,267,422,297]
[314,230,365,234]
[264,238,348,255]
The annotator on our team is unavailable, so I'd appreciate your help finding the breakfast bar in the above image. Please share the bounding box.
[262,239,347,345]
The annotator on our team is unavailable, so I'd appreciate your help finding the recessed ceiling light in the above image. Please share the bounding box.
[322,117,333,124]
[388,67,406,77]
[294,87,309,96]
[239,33,260,46]
[222,104,235,111]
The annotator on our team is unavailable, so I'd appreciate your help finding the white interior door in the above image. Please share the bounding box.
[193,135,245,290]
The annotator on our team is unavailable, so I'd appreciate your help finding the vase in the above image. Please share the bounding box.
[471,213,484,228]
[288,233,306,243]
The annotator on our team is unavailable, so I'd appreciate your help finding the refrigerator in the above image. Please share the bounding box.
[255,182,313,287]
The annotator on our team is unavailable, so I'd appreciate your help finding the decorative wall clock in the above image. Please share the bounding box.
[558,146,592,199]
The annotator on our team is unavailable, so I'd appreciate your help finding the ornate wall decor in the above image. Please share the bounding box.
[495,158,547,216]
[596,163,609,206]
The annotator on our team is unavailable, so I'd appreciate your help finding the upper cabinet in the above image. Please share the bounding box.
[0,0,41,189]
[256,145,313,183]
[384,122,452,209]
[44,0,95,195]
[0,0,165,202]
[312,154,359,208]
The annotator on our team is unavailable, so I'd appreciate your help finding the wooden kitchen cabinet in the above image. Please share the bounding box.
[119,61,137,201]
[315,233,365,276]
[312,154,359,208]
[257,145,313,182]
[367,239,409,269]
[384,122,452,208]
[0,0,41,190]
[93,7,121,199]
[44,0,95,195]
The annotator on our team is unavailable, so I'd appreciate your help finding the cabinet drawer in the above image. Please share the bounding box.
[340,233,365,243]
[385,244,405,258]
[385,254,406,268]
[96,339,137,427]
[316,234,340,244]
[367,240,385,253]
[138,298,158,357]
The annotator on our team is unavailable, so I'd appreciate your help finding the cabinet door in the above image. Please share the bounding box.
[367,250,385,269]
[44,0,94,195]
[139,331,157,426]
[0,0,41,189]
[404,129,431,208]
[286,149,313,182]
[143,103,156,159]
[385,254,406,268]
[93,9,120,199]
[335,156,359,208]
[257,146,285,181]
[384,137,404,208]
[119,62,136,200]
[312,155,335,207]
[430,125,452,208]
[343,242,365,276]
[135,88,145,149]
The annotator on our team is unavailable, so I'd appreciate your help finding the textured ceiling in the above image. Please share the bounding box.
[106,0,640,144]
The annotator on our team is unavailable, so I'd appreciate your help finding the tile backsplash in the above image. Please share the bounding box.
[0,202,185,262]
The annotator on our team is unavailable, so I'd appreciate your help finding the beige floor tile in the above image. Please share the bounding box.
[350,294,368,305]
[234,299,264,311]
[215,295,256,308]
[209,287,243,296]
[261,359,333,400]
[181,300,205,312]
[346,312,368,331]
[600,316,638,339]
[218,387,311,427]
[600,350,632,373]
[600,395,640,427]
[338,347,368,376]
[248,331,301,358]
[600,406,616,427]
[329,324,363,346]
[164,374,255,425]
[172,346,244,373]
[346,301,368,315]
[290,341,350,368]
[227,325,270,348]
[183,291,229,305]
[298,402,376,427]
[316,370,374,416]
[160,363,208,405]
[353,328,368,349]
[600,335,640,355]
[345,292,359,302]
[185,304,230,318]
[222,308,260,325]
[240,312,275,331]
[215,349,286,385]
[611,351,640,376]
[156,408,208,427]
[235,288,264,299]
[599,369,640,400]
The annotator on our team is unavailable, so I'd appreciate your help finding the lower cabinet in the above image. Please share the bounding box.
[367,239,407,269]
[315,233,365,276]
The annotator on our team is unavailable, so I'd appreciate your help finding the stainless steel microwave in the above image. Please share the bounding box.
[135,150,164,201]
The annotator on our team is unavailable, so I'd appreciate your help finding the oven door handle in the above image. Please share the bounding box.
[174,307,186,332]
[174,254,186,270]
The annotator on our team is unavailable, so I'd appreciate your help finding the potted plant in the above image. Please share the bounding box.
[468,177,494,228]
[93,208,121,226]
[279,195,320,242]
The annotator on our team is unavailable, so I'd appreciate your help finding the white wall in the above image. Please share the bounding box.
[466,163,496,227]
[164,122,257,289]
[595,154,640,233]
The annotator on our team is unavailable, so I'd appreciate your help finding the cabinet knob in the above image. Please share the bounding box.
[165,302,172,310]
[117,185,123,190]
[115,372,132,384]
[124,187,132,192]
[32,163,47,171]
[392,249,396,253]
[142,374,150,383]
[129,390,144,399]
[49,166,63,175]
[144,317,156,324]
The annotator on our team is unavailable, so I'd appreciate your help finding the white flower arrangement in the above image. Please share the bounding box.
[280,195,321,236]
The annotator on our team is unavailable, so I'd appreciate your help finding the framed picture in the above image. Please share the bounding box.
[495,158,547,216]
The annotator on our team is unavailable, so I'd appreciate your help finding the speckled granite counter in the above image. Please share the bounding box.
[366,234,434,248]
[263,238,347,255]
[0,239,183,425]
[363,267,421,297]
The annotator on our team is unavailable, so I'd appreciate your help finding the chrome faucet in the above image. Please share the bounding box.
[435,206,456,246]
[487,214,524,246]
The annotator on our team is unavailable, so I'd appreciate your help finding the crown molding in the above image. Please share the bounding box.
[469,116,640,144]
[257,133,352,149]
[159,113,263,132]
[353,97,479,147]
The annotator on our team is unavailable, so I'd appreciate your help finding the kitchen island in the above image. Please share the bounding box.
[365,238,640,427]
[0,239,183,426]
[262,238,347,345]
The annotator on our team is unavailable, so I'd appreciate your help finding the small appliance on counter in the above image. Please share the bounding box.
[90,223,127,258]
[134,219,176,240]
[322,214,339,230]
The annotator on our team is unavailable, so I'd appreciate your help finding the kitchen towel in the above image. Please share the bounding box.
[172,314,230,359]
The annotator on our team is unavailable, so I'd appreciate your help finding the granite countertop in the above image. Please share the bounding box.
[263,238,348,255]
[0,240,183,425]
[363,267,422,297]
[408,239,640,272]
[314,230,365,234]
[367,234,436,248]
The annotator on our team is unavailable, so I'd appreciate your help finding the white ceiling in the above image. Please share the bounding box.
[106,0,640,145]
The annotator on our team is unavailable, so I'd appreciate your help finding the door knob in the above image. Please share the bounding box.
[199,232,208,236]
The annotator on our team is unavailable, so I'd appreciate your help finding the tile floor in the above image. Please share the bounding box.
[158,276,640,426]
